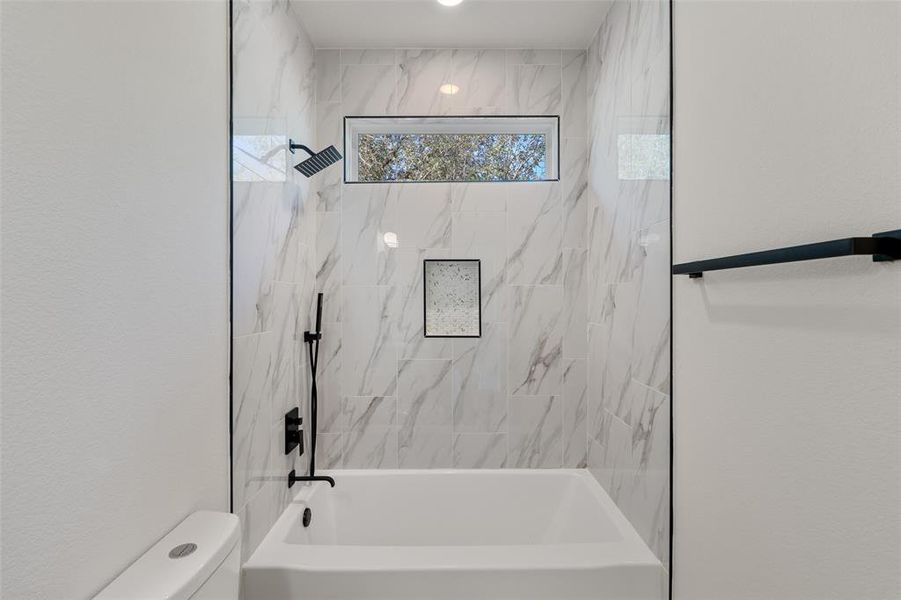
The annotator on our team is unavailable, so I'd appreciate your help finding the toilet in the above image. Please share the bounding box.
[94,511,240,600]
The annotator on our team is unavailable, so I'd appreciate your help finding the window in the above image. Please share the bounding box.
[344,116,559,183]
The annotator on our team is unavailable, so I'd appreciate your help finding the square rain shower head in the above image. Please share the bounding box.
[293,144,343,178]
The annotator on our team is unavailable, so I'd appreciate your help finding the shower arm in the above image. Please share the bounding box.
[288,140,315,157]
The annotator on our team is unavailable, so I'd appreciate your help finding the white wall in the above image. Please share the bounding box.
[673,1,900,599]
[1,2,230,598]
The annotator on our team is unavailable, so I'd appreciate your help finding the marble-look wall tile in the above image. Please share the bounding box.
[381,252,454,360]
[509,285,563,396]
[562,138,589,249]
[316,433,344,470]
[633,220,670,393]
[629,0,669,80]
[232,333,273,511]
[234,0,323,561]
[395,183,452,250]
[587,322,608,445]
[453,211,506,322]
[341,184,395,286]
[507,182,562,285]
[397,360,453,467]
[631,52,670,231]
[451,183,506,212]
[238,481,277,562]
[593,410,633,504]
[341,286,396,396]
[399,427,453,468]
[342,64,398,115]
[454,433,508,468]
[314,102,342,211]
[270,283,305,425]
[629,382,670,564]
[507,64,562,115]
[452,323,507,433]
[451,49,506,114]
[506,49,562,66]
[316,44,595,476]
[563,248,588,359]
[398,49,454,115]
[272,193,316,286]
[341,48,396,66]
[315,212,342,321]
[602,281,639,426]
[317,321,343,431]
[509,396,563,468]
[344,426,398,469]
[232,1,314,120]
[562,50,588,138]
[585,0,670,568]
[344,396,397,431]
[397,360,453,431]
[316,49,341,103]
[563,359,588,467]
[232,183,279,337]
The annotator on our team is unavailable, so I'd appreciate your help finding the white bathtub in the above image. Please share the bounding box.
[243,470,666,600]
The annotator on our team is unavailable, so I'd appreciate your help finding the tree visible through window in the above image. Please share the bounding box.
[344,116,559,183]
[358,133,547,182]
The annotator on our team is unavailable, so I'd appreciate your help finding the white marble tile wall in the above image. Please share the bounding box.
[232,0,319,560]
[585,0,671,567]
[313,47,590,472]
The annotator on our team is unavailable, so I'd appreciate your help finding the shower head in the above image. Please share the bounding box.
[289,139,343,178]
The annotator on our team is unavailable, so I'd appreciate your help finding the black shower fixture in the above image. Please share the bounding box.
[289,139,342,177]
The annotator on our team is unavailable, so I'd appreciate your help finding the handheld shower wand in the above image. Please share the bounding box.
[289,293,335,488]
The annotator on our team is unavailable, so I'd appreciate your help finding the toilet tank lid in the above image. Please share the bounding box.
[94,511,240,600]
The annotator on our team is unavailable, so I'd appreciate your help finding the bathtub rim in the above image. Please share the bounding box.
[243,469,661,574]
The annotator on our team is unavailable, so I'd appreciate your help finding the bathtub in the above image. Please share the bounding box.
[242,470,666,600]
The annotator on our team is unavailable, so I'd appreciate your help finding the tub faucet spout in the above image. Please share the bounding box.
[289,470,335,488]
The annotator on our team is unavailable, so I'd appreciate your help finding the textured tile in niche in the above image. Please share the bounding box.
[424,260,481,338]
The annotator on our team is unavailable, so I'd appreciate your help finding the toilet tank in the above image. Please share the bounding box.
[94,511,241,600]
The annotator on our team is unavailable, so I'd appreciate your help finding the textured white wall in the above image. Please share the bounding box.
[0,2,230,598]
[673,1,901,598]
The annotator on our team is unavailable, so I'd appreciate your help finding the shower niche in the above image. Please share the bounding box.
[423,259,481,338]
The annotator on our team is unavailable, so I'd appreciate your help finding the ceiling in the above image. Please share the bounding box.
[292,0,614,49]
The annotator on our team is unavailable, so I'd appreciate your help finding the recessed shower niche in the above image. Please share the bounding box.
[423,259,481,338]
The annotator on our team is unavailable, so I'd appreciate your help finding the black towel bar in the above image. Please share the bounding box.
[673,229,901,278]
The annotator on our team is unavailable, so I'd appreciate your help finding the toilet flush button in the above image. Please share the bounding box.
[168,543,197,559]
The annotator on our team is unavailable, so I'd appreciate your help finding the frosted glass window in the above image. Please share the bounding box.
[424,260,481,338]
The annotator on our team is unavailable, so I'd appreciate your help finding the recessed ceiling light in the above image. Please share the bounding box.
[437,0,464,6]
[439,83,460,96]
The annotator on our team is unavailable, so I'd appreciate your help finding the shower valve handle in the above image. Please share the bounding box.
[285,407,303,456]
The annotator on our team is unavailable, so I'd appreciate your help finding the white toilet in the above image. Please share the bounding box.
[94,511,241,600]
